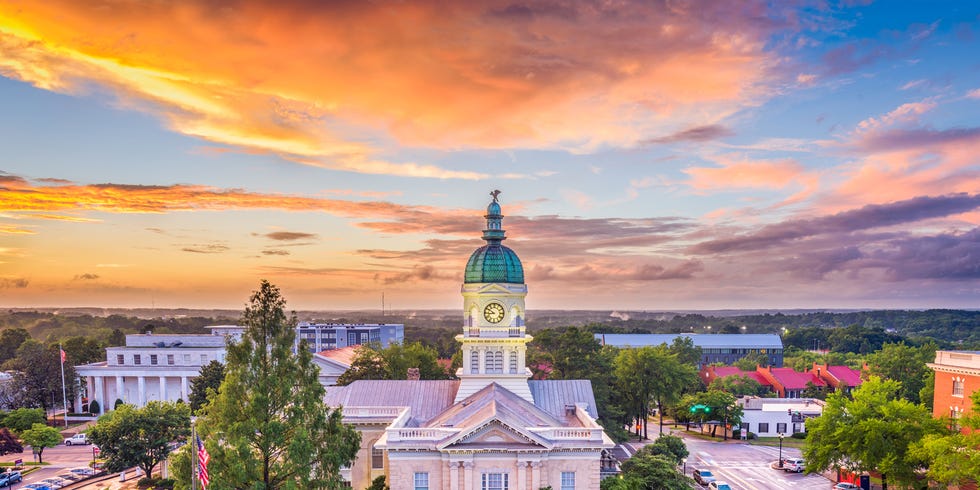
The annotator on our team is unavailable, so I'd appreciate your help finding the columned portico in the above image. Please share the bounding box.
[137,376,146,406]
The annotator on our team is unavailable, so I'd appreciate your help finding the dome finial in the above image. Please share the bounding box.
[490,189,501,202]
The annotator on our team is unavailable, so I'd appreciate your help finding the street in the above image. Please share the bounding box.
[632,428,832,490]
[1,443,101,489]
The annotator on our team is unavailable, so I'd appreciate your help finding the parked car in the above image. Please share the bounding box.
[64,433,89,445]
[692,468,716,485]
[0,471,23,487]
[708,482,733,490]
[69,467,97,476]
[56,473,82,482]
[782,457,805,473]
[23,484,53,490]
[40,477,69,488]
[833,483,861,490]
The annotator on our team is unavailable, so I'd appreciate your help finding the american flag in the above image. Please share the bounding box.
[196,435,210,488]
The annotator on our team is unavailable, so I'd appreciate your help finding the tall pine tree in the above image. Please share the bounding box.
[197,280,360,489]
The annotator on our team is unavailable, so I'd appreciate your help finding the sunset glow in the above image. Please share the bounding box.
[1,1,977,310]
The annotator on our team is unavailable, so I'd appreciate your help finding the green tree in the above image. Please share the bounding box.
[61,336,105,365]
[6,340,76,410]
[107,328,127,347]
[709,375,768,397]
[800,381,828,400]
[188,360,225,412]
[19,423,62,463]
[0,328,30,365]
[734,351,770,371]
[337,341,450,385]
[669,336,702,367]
[614,452,694,490]
[641,434,689,465]
[197,280,360,489]
[676,390,742,438]
[1,408,46,433]
[909,390,980,486]
[367,475,389,490]
[864,342,935,404]
[0,427,24,455]
[804,376,945,490]
[87,401,190,476]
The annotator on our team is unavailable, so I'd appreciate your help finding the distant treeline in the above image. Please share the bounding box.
[2,308,978,356]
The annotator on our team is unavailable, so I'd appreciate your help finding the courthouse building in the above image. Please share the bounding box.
[324,194,614,489]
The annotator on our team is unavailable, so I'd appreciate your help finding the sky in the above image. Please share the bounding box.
[0,0,978,311]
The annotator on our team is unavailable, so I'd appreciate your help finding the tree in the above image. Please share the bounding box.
[641,434,689,465]
[61,336,106,365]
[6,340,76,410]
[865,342,936,404]
[367,475,389,490]
[669,336,701,367]
[675,390,743,438]
[197,280,360,489]
[804,376,945,490]
[0,428,23,455]
[0,328,30,365]
[613,452,694,490]
[909,390,980,486]
[19,423,62,463]
[1,408,46,433]
[107,328,127,347]
[709,375,768,397]
[188,360,225,412]
[88,401,190,476]
[337,341,449,385]
[734,351,770,371]
[800,381,828,400]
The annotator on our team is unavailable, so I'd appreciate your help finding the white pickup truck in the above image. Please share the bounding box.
[64,433,89,445]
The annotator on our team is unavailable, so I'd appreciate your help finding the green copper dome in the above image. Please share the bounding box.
[464,191,525,284]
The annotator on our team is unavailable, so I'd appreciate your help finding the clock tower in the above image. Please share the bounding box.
[455,191,534,403]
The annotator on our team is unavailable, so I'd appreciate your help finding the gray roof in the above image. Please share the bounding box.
[528,380,599,420]
[324,380,460,425]
[595,333,783,350]
[324,379,601,425]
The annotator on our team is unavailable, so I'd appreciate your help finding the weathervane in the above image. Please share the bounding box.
[490,189,501,202]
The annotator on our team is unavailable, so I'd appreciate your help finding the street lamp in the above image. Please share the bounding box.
[682,458,687,474]
[778,433,784,468]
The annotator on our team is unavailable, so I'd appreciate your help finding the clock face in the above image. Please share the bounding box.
[483,302,506,323]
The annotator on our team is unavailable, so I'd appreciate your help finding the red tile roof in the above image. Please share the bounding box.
[826,366,862,387]
[316,345,359,366]
[708,366,771,386]
[769,367,825,390]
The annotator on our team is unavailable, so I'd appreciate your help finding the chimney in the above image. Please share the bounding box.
[407,367,420,381]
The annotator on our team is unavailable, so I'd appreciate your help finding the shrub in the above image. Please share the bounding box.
[89,400,100,414]
[114,399,124,409]
[791,432,806,439]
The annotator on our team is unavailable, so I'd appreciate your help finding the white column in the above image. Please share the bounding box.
[159,376,167,401]
[449,462,459,490]
[116,376,124,404]
[94,377,105,415]
[74,387,83,413]
[530,461,542,490]
[478,349,485,374]
[463,462,474,490]
[181,376,189,402]
[516,461,527,490]
[137,376,146,406]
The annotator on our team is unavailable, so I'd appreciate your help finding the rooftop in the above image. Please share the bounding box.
[825,365,862,386]
[596,333,783,349]
[768,367,825,390]
[316,345,359,366]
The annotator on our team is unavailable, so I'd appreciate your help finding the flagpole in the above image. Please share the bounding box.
[59,345,69,428]
[191,420,198,490]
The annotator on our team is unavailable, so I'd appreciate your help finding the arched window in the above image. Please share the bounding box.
[485,351,503,374]
[471,350,480,374]
[509,351,518,373]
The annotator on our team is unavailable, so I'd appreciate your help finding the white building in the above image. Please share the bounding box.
[75,326,355,415]
[736,397,824,437]
[295,322,404,353]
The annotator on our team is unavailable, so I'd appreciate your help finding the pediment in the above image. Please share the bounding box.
[475,283,519,295]
[440,419,550,450]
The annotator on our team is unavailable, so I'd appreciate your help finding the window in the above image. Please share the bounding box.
[471,352,480,374]
[509,351,517,374]
[150,354,158,365]
[183,354,191,362]
[134,354,141,365]
[953,378,965,396]
[951,408,962,431]
[200,354,208,363]
[485,351,503,373]
[758,423,769,433]
[776,423,787,434]
[167,354,175,365]
[117,354,125,365]
[371,448,384,469]
[482,473,508,490]
[561,471,575,490]
[414,472,429,490]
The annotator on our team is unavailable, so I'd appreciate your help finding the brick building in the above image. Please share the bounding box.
[928,350,980,433]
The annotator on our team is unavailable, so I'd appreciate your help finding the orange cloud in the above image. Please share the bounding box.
[684,156,813,192]
[0,1,778,169]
